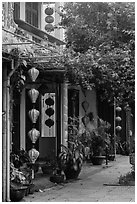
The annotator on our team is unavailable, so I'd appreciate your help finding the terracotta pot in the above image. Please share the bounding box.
[50,174,65,184]
[10,186,27,202]
[64,165,82,180]
[108,154,115,161]
[41,166,54,175]
[91,156,106,165]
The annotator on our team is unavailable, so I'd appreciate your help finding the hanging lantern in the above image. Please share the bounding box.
[45,118,54,128]
[45,108,54,117]
[116,106,122,112]
[82,101,89,113]
[28,148,39,163]
[116,126,122,131]
[28,89,39,103]
[82,115,89,127]
[116,116,122,122]
[45,15,54,23]
[28,128,40,144]
[45,24,54,32]
[45,97,54,106]
[28,109,39,123]
[28,67,39,82]
[45,7,54,15]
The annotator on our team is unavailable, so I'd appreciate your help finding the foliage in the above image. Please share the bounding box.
[119,171,135,186]
[79,117,111,157]
[57,116,84,179]
[59,2,135,107]
[10,149,32,185]
[58,142,83,179]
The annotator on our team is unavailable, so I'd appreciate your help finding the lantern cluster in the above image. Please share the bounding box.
[44,94,55,135]
[81,100,90,127]
[44,5,55,33]
[27,67,40,178]
[115,106,122,132]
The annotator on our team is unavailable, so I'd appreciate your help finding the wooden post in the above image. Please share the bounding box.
[2,63,7,202]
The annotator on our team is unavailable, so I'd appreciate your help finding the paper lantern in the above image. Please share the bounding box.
[45,7,54,15]
[116,106,122,112]
[28,109,39,123]
[45,16,54,23]
[82,101,89,113]
[28,88,39,103]
[28,67,39,82]
[28,148,39,163]
[45,24,54,32]
[45,108,54,117]
[28,128,40,144]
[116,116,122,122]
[45,97,54,106]
[45,118,54,128]
[116,126,122,131]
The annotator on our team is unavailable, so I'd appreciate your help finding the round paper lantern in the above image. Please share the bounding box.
[116,106,122,112]
[45,15,54,23]
[45,108,54,117]
[45,118,54,128]
[116,126,122,131]
[45,24,54,32]
[45,97,54,106]
[28,88,39,103]
[45,7,54,15]
[28,128,40,144]
[28,67,39,82]
[28,109,39,123]
[28,148,39,163]
[116,116,122,122]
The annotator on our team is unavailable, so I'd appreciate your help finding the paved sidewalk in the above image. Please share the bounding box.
[23,155,135,202]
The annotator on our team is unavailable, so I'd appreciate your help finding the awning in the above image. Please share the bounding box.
[15,19,66,46]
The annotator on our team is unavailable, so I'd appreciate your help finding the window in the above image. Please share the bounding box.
[14,2,20,20]
[25,2,39,28]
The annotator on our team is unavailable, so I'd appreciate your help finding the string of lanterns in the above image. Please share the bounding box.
[27,67,40,179]
[44,6,55,33]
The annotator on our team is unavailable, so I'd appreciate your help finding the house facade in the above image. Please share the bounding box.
[2,2,97,201]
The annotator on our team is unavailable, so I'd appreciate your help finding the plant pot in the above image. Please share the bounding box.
[10,185,28,202]
[41,165,54,175]
[64,166,82,180]
[50,174,65,184]
[108,154,115,161]
[91,156,106,165]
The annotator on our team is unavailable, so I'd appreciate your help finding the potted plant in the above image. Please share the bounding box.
[10,162,28,201]
[60,116,84,179]
[41,158,57,175]
[50,168,66,184]
[57,141,84,180]
[10,149,33,200]
[50,116,84,182]
[90,133,106,165]
[90,118,111,165]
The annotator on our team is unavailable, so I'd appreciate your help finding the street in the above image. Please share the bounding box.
[23,155,135,202]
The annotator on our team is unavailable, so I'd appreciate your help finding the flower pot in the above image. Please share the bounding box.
[64,164,82,180]
[41,165,54,175]
[50,174,65,184]
[108,154,115,161]
[91,156,106,165]
[10,186,28,202]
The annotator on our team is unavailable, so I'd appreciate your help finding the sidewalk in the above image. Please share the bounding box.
[23,154,135,202]
[29,154,133,192]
